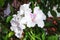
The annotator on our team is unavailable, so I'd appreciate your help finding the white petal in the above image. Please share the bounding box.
[41,13,46,20]
[15,31,23,38]
[10,26,19,33]
[20,2,31,13]
[15,29,23,38]
[19,24,26,29]
[10,20,17,26]
[34,6,46,20]
[27,21,35,28]
[13,14,17,17]
[15,33,21,38]
[20,17,27,24]
[17,10,24,15]
[36,20,44,28]
[34,7,40,14]
[25,13,36,27]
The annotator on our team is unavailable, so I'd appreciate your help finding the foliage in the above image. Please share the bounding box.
[0,0,60,40]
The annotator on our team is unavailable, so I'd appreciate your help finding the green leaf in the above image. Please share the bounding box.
[35,34,41,40]
[41,0,45,4]
[31,2,34,13]
[57,7,60,13]
[6,16,12,23]
[23,32,29,40]
[5,31,14,40]
[42,33,45,40]
[47,35,58,40]
[10,6,15,15]
[50,10,57,18]
[8,31,14,38]
[28,32,35,40]
[0,0,5,7]
[29,0,36,2]
[45,22,52,27]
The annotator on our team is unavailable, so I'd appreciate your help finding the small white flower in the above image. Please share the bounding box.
[47,11,53,17]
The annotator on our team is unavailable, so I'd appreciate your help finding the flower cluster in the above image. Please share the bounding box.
[10,2,46,38]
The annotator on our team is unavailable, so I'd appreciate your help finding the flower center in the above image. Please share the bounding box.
[30,13,36,22]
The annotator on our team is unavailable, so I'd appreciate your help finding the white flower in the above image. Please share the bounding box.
[10,13,25,38]
[10,3,32,38]
[10,3,46,38]
[21,6,46,28]
[17,2,32,15]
